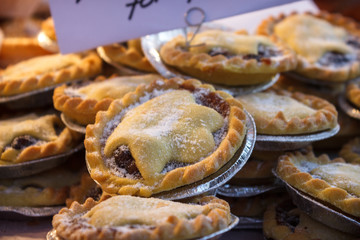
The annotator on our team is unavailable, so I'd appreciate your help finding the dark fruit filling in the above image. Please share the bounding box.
[318,51,353,67]
[113,146,141,178]
[275,202,299,232]
[243,44,280,64]
[119,41,128,48]
[85,186,103,201]
[10,135,38,150]
[208,47,236,58]
[193,89,230,118]
[347,36,360,49]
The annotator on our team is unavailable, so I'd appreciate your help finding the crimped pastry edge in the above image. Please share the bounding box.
[159,31,297,86]
[53,195,231,240]
[339,137,360,164]
[347,82,360,108]
[53,74,163,126]
[0,51,102,96]
[85,77,246,197]
[276,150,360,217]
[237,87,338,135]
[101,39,156,72]
[256,11,360,82]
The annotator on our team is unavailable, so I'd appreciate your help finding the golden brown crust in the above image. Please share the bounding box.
[257,11,360,82]
[0,51,102,96]
[346,82,360,108]
[85,78,247,197]
[237,88,338,135]
[53,74,162,126]
[0,37,51,67]
[160,31,296,86]
[41,17,56,41]
[53,195,231,240]
[101,39,156,72]
[339,137,360,164]
[276,150,360,217]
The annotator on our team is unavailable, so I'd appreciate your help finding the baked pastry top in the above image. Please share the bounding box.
[276,149,360,218]
[346,81,360,108]
[340,137,360,164]
[41,17,56,41]
[263,200,358,240]
[101,39,156,72]
[236,89,338,135]
[0,114,80,164]
[85,78,246,196]
[160,29,296,86]
[0,51,102,96]
[53,195,231,240]
[53,74,163,125]
[257,12,360,82]
[0,165,81,207]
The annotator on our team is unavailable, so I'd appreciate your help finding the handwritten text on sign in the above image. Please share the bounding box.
[49,0,297,53]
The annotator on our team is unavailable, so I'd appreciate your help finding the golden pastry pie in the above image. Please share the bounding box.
[236,88,338,135]
[0,114,80,164]
[160,29,296,86]
[41,17,56,41]
[276,149,360,218]
[346,81,360,108]
[66,172,103,208]
[257,12,360,82]
[85,78,246,196]
[0,166,81,207]
[263,200,358,240]
[53,74,163,125]
[101,39,156,72]
[0,51,102,96]
[340,137,360,164]
[53,195,231,240]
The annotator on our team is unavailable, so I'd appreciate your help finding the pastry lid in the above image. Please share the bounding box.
[37,31,59,53]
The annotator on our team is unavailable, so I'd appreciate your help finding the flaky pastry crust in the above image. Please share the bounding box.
[257,11,360,82]
[41,17,56,41]
[101,39,156,72]
[160,30,296,86]
[53,195,231,240]
[339,137,360,164]
[0,51,102,96]
[53,74,163,125]
[85,78,246,197]
[346,82,360,108]
[276,150,360,217]
[237,88,338,135]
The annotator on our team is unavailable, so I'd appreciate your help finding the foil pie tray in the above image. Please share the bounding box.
[46,214,239,240]
[274,171,360,236]
[97,46,146,76]
[217,181,283,198]
[283,71,355,87]
[37,31,59,53]
[254,124,340,151]
[0,143,84,179]
[338,92,360,120]
[235,217,263,229]
[0,206,63,220]
[141,26,278,97]
[86,111,256,201]
[61,113,87,134]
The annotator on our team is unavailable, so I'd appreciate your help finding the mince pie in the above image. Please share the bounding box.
[53,195,231,240]
[41,17,57,42]
[276,149,360,218]
[263,200,358,240]
[0,114,80,164]
[340,137,360,164]
[53,74,163,125]
[0,165,81,207]
[0,51,102,96]
[346,81,360,108]
[257,12,360,82]
[236,88,338,135]
[100,39,156,72]
[160,29,296,86]
[85,78,246,196]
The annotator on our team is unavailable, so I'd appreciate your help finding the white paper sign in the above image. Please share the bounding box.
[49,0,299,54]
